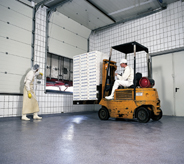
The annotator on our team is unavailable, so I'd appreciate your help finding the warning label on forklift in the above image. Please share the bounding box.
[136,92,143,96]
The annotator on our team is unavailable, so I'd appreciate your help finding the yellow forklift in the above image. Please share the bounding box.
[98,42,162,123]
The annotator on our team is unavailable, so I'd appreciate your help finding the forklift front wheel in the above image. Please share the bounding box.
[98,107,110,120]
[136,107,150,123]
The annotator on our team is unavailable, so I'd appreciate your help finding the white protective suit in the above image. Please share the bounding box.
[22,68,41,120]
[110,65,134,97]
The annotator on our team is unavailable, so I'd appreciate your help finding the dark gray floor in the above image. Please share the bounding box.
[0,112,184,164]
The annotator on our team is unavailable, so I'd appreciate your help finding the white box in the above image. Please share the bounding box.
[73,97,81,101]
[81,81,88,86]
[73,95,80,99]
[80,53,87,57]
[73,75,80,79]
[88,80,96,85]
[88,97,98,100]
[73,76,80,80]
[80,94,88,98]
[80,88,88,92]
[81,67,88,71]
[88,87,96,91]
[73,73,80,76]
[80,72,88,77]
[73,82,80,86]
[73,88,81,92]
[73,69,80,73]
[81,64,88,67]
[80,84,88,88]
[88,74,97,78]
[80,70,88,73]
[80,73,87,77]
[80,90,88,94]
[73,64,80,68]
[80,98,88,100]
[88,83,96,87]
[73,78,80,82]
[81,77,88,81]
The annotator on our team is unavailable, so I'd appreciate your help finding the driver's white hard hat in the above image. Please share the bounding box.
[120,59,127,64]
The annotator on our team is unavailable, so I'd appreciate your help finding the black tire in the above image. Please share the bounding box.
[136,107,150,123]
[152,109,162,121]
[98,107,110,120]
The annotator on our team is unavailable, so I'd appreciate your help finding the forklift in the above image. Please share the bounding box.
[98,41,162,123]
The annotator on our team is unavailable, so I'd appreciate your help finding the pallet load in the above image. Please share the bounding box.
[73,51,109,102]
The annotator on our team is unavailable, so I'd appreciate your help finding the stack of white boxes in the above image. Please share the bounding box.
[80,53,88,100]
[73,54,81,100]
[73,51,109,101]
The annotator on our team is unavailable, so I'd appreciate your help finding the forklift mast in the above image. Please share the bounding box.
[102,59,117,99]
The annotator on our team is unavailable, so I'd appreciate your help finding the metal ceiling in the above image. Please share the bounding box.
[31,0,179,31]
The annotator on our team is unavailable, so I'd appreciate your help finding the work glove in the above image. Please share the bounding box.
[28,91,32,98]
[39,72,43,76]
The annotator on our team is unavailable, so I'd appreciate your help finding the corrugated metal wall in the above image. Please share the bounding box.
[48,11,91,58]
[0,0,33,94]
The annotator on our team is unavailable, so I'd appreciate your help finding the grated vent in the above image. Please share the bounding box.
[116,90,132,100]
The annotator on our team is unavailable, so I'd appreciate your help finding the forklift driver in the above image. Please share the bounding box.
[105,59,134,100]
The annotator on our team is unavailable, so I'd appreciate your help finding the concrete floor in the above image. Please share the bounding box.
[0,111,184,164]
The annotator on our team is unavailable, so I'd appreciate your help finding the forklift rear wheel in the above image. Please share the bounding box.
[152,108,162,121]
[136,107,150,123]
[98,107,110,120]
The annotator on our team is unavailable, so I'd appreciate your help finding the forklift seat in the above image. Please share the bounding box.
[118,85,133,89]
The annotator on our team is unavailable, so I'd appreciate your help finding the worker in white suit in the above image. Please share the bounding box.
[22,64,43,120]
[105,59,134,100]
